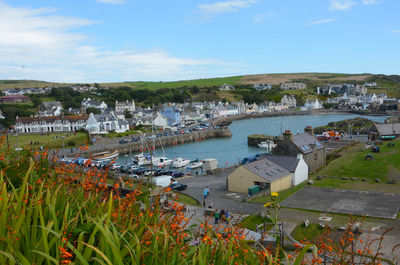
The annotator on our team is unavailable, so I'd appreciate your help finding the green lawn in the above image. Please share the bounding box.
[291,223,325,243]
[2,132,90,150]
[314,141,400,183]
[175,193,200,206]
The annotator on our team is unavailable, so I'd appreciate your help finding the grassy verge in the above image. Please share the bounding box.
[240,215,272,230]
[248,183,306,204]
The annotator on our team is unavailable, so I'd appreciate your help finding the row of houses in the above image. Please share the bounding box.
[317,82,376,96]
[2,87,51,96]
[218,82,306,91]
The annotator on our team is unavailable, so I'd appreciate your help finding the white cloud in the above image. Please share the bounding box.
[97,0,126,4]
[252,12,273,23]
[0,2,244,82]
[329,0,356,10]
[362,0,380,4]
[306,18,335,25]
[389,30,400,34]
[198,0,256,14]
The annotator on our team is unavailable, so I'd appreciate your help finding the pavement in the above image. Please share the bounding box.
[178,168,264,215]
[280,186,400,219]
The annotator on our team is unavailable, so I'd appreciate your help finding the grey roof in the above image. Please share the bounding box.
[375,123,400,135]
[243,158,291,182]
[293,133,324,154]
[263,155,300,173]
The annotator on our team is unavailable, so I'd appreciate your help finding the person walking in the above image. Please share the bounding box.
[203,187,209,200]
[214,209,220,224]
[220,209,225,222]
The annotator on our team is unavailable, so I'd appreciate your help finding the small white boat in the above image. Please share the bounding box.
[186,161,203,170]
[152,156,173,167]
[92,150,119,161]
[258,140,276,151]
[134,153,152,166]
[172,157,191,168]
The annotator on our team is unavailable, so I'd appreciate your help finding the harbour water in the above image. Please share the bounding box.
[118,114,388,167]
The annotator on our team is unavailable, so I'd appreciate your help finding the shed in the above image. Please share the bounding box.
[228,158,292,194]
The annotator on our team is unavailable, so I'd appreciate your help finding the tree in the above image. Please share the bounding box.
[124,110,133,119]
[86,107,101,115]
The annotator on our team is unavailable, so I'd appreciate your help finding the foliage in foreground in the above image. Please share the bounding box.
[0,138,397,264]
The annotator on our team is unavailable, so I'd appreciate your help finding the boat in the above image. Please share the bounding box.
[258,140,276,151]
[133,153,152,166]
[152,156,173,167]
[92,150,119,161]
[186,161,203,170]
[172,157,191,168]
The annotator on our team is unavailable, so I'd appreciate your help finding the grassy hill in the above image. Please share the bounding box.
[0,73,381,90]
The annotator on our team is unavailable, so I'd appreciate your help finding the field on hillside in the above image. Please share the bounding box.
[240,73,372,85]
[107,76,244,90]
[0,80,66,90]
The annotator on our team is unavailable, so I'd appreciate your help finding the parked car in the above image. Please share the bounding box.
[133,167,147,175]
[154,169,170,176]
[131,137,139,142]
[110,163,121,170]
[156,133,162,138]
[164,132,169,136]
[170,171,184,178]
[184,130,190,133]
[169,182,187,191]
[119,139,128,144]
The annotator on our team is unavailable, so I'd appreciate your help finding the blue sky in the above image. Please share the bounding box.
[0,0,399,82]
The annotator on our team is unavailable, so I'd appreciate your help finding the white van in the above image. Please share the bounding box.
[152,175,175,187]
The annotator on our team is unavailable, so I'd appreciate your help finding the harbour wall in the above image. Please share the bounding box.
[84,128,232,157]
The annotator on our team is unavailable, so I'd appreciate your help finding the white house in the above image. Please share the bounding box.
[303,99,322,110]
[264,154,309,186]
[115,100,135,112]
[226,104,239,116]
[81,98,108,110]
[85,111,128,134]
[153,112,169,129]
[14,115,86,134]
[280,95,297,108]
[214,103,229,117]
[219,83,235,91]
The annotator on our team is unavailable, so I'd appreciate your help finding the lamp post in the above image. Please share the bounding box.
[61,135,65,158]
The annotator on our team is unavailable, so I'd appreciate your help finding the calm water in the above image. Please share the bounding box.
[118,114,388,167]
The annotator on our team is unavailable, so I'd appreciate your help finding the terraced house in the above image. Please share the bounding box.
[14,115,86,133]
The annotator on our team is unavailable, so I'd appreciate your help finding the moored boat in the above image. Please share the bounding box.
[152,156,173,167]
[92,150,119,161]
[172,157,191,168]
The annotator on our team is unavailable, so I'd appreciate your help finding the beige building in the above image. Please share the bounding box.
[228,158,292,194]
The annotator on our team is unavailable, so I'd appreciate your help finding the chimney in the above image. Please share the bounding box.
[296,153,303,160]
[304,126,314,135]
[283,130,293,141]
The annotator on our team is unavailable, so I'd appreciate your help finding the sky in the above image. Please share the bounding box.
[0,0,399,82]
